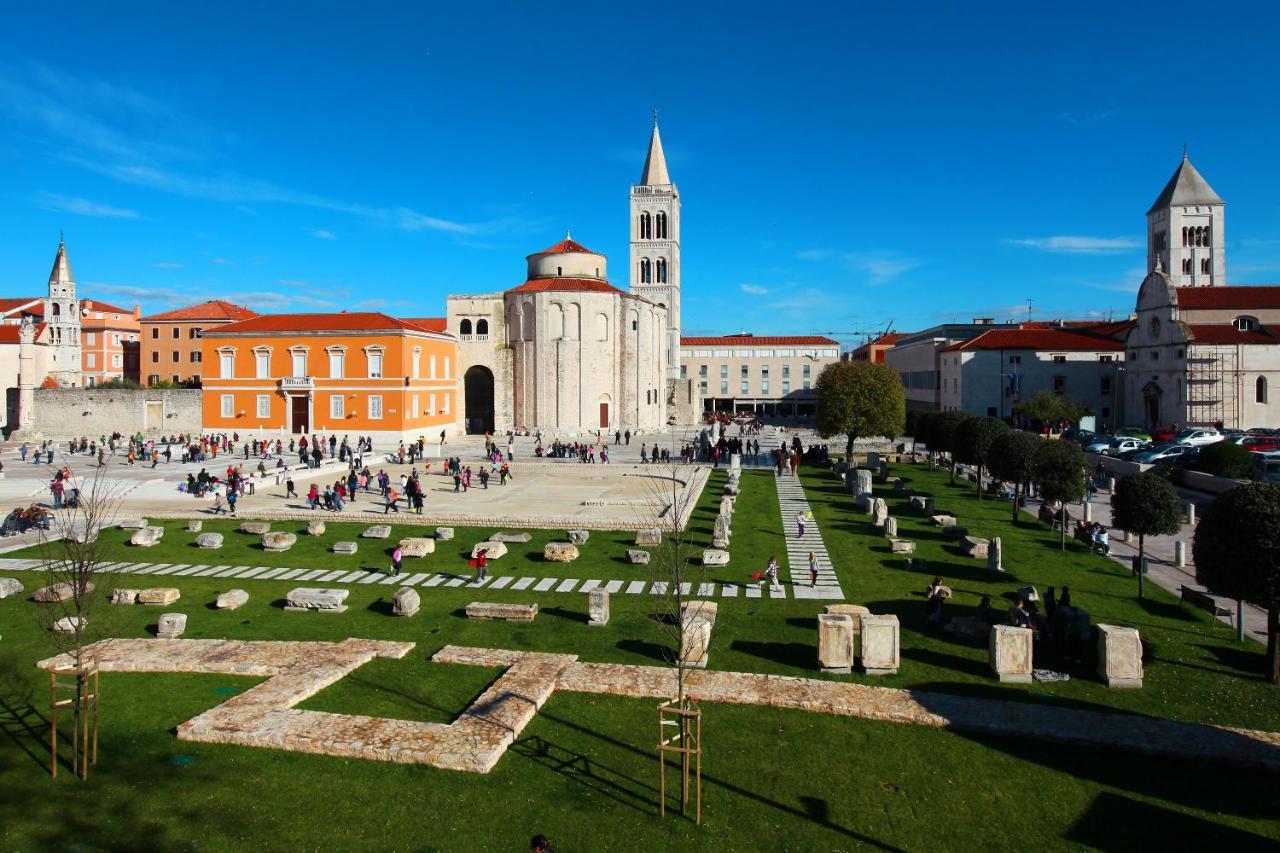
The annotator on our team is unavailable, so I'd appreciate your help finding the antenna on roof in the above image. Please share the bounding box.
[1026,298,1033,324]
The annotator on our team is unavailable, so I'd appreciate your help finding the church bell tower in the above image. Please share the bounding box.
[630,112,682,381]
[44,235,83,386]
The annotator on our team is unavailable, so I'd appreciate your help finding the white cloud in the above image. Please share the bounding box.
[35,191,137,219]
[852,256,920,285]
[355,298,390,310]
[739,283,769,295]
[151,261,182,269]
[796,249,834,261]
[309,228,336,240]
[277,279,308,287]
[1007,236,1140,254]
[210,257,236,266]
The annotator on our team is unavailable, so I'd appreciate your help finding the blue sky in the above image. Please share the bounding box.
[2,2,1279,346]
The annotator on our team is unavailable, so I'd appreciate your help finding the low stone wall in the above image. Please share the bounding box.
[28,388,202,438]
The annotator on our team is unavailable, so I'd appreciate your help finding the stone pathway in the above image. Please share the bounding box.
[773,473,844,600]
[0,558,791,600]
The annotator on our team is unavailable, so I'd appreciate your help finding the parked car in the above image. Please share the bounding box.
[1175,446,1202,467]
[1118,427,1151,441]
[1246,427,1280,437]
[1104,437,1149,457]
[1116,441,1154,461]
[1252,451,1280,482]
[1068,429,1098,447]
[1133,443,1194,464]
[1234,434,1280,452]
[1173,427,1224,446]
[1084,437,1116,453]
[1150,425,1177,442]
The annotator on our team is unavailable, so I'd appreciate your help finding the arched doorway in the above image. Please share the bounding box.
[598,393,611,429]
[464,365,495,434]
[1141,381,1163,429]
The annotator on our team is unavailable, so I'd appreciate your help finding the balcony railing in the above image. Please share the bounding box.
[459,334,489,342]
[280,376,314,390]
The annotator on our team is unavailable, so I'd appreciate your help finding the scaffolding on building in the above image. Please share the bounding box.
[1185,345,1239,427]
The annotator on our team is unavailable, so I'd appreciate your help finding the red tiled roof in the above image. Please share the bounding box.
[0,297,42,315]
[81,299,134,316]
[206,312,448,335]
[401,317,448,333]
[0,323,44,343]
[531,239,597,256]
[681,335,841,347]
[141,300,259,322]
[1176,286,1280,309]
[510,278,627,296]
[40,376,60,389]
[941,328,1126,352]
[1184,324,1278,345]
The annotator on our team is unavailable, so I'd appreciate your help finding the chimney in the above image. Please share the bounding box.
[133,305,142,319]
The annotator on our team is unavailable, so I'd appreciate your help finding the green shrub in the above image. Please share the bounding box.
[1193,441,1253,478]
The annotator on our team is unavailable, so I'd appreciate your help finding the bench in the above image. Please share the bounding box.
[1179,585,1233,630]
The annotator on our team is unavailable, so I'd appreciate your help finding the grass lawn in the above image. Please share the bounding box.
[0,463,1276,850]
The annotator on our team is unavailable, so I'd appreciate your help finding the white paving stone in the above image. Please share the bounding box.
[580,580,600,593]
[358,572,383,584]
[298,569,326,582]
[279,568,307,580]
[402,572,429,586]
[444,577,467,588]
[174,564,207,576]
[423,575,448,587]
[489,576,514,589]
[722,583,739,597]
[219,565,253,578]
[532,577,557,592]
[259,567,289,580]
[651,582,668,595]
[196,565,228,577]
[335,570,366,583]
[467,576,493,588]
[625,580,646,594]
[603,580,624,593]
[511,576,536,590]
[698,582,715,596]
[555,579,579,593]
[746,585,762,598]
[317,570,346,583]
[379,573,404,584]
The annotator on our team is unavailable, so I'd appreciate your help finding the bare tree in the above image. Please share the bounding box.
[32,459,129,779]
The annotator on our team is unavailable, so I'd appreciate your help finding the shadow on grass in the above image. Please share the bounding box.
[1067,791,1278,851]
[1139,597,1197,623]
[540,606,588,625]
[729,639,814,669]
[1193,642,1267,676]
[366,598,395,617]
[615,639,668,663]
[900,645,990,679]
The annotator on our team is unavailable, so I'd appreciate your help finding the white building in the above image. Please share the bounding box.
[1123,156,1280,430]
[678,334,840,420]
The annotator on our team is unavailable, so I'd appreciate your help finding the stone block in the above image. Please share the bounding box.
[818,614,855,673]
[435,527,455,540]
[855,469,873,496]
[823,603,870,634]
[470,541,508,559]
[860,614,900,675]
[722,483,740,497]
[567,529,590,545]
[987,537,1003,572]
[1096,624,1144,688]
[989,624,1033,683]
[679,614,713,669]
[961,536,989,558]
[306,520,326,536]
[889,539,916,554]
[33,581,90,603]
[491,531,532,543]
[909,495,927,511]
[110,588,140,605]
[332,541,358,554]
[118,517,148,530]
[626,549,650,565]
[130,526,165,547]
[68,529,97,545]
[361,525,392,539]
[185,519,203,533]
[393,586,421,617]
[718,496,734,517]
[52,616,86,634]
[0,577,24,599]
[465,601,538,621]
[285,587,349,613]
[884,517,898,538]
[635,528,662,546]
[713,515,731,543]
[216,589,249,610]
[588,588,610,626]
[240,521,271,535]
[398,537,435,558]
[261,531,297,552]
[942,525,968,540]
[702,549,730,566]
[929,514,956,527]
[681,600,719,626]
[871,499,888,527]
[156,612,187,640]
[196,532,224,549]
[729,453,741,469]
[543,541,579,562]
[138,587,180,606]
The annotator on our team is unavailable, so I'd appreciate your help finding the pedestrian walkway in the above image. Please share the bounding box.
[773,473,844,600]
[0,557,791,601]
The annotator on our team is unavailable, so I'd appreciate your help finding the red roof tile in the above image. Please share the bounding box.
[510,278,628,296]
[0,323,43,343]
[1176,286,1280,310]
[0,297,42,315]
[1184,324,1277,345]
[80,299,135,316]
[681,335,841,347]
[401,317,448,333]
[206,312,448,335]
[941,328,1126,352]
[141,300,259,322]
[531,239,597,256]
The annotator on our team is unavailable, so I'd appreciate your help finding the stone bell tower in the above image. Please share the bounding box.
[44,236,82,386]
[629,112,682,382]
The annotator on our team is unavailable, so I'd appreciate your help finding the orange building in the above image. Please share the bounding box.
[80,300,141,385]
[199,312,458,441]
[140,299,258,386]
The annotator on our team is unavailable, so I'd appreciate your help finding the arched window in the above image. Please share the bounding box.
[1182,258,1192,275]
[1235,316,1257,332]
[640,258,651,284]
[595,313,609,341]
[1204,226,1211,245]
[1181,226,1188,246]
[459,319,473,335]
[656,258,667,283]
[1258,376,1269,404]
[51,303,60,317]
[476,318,489,336]
[656,212,667,239]
[639,212,651,240]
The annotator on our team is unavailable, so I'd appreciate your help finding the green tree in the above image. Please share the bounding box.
[814,362,905,466]
[1193,441,1253,478]
[1014,390,1089,430]
[913,411,936,469]
[953,416,1008,498]
[1193,482,1280,684]
[1034,439,1086,550]
[1111,471,1182,599]
[931,411,970,484]
[988,430,1042,523]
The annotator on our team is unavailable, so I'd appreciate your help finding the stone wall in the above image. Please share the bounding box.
[27,388,202,438]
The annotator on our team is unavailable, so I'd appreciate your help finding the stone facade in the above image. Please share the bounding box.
[27,388,202,438]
